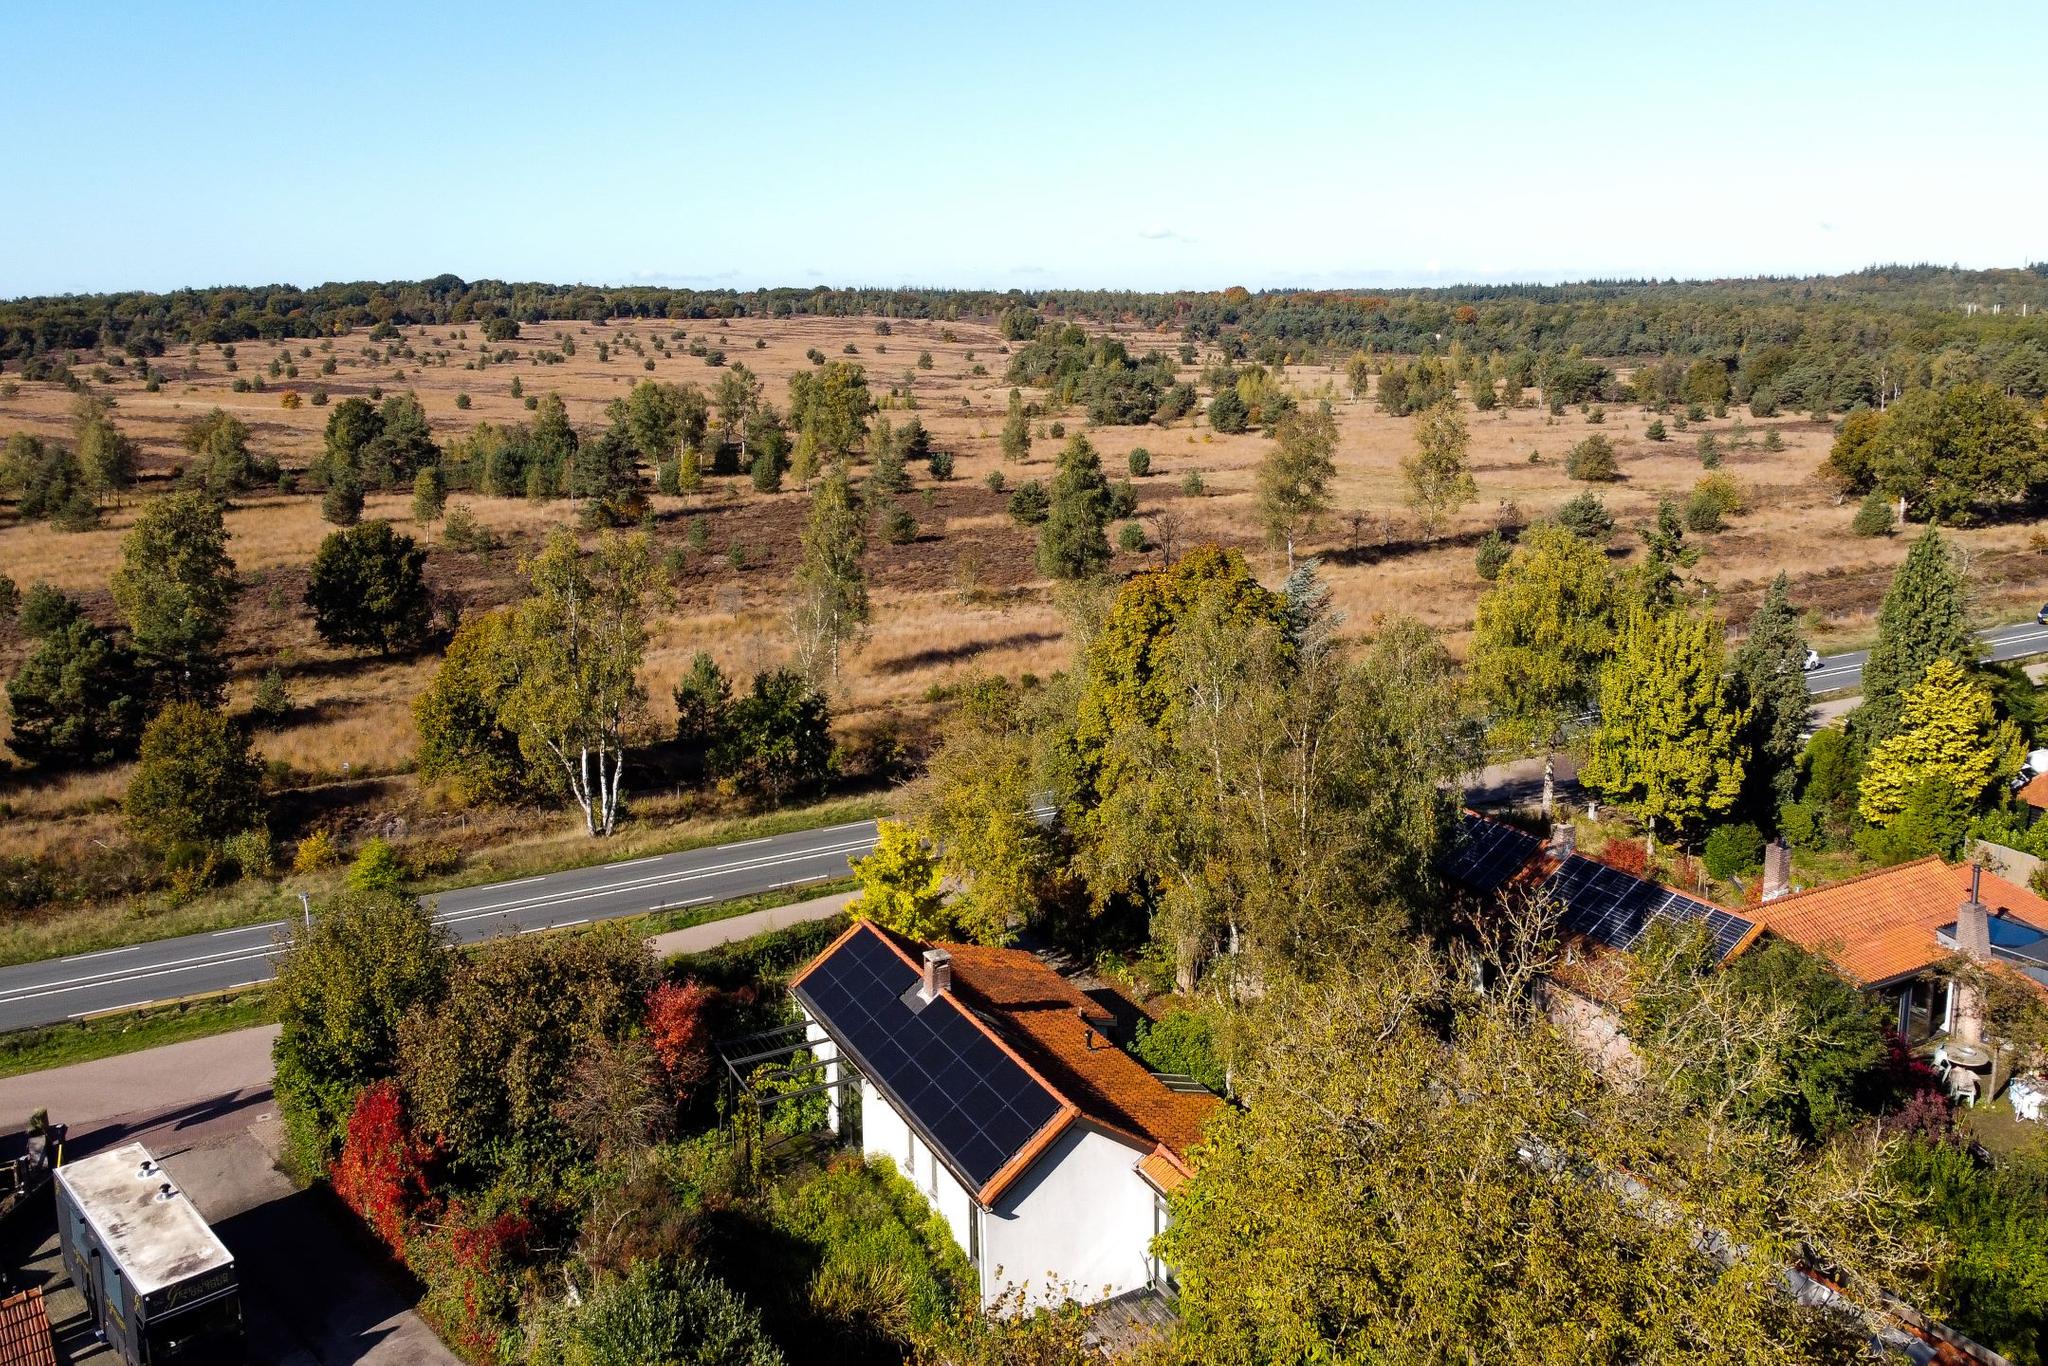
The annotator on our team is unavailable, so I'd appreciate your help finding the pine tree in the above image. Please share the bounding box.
[1858,658,2023,826]
[1468,523,1617,816]
[110,490,238,706]
[1853,527,1974,745]
[1037,433,1112,581]
[1581,602,1751,850]
[1732,572,1811,814]
[1000,389,1031,461]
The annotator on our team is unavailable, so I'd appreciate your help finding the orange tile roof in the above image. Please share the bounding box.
[0,1289,55,1366]
[1753,857,2048,987]
[2019,772,2048,809]
[1136,1145,1194,1195]
[940,941,1219,1161]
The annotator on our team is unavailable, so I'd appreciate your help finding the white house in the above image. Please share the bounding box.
[790,920,1216,1310]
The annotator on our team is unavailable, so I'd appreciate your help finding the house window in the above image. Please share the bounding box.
[1890,976,1944,1043]
[967,1205,980,1266]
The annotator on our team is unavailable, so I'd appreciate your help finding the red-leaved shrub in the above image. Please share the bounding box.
[330,1080,436,1256]
[1598,838,1649,878]
[646,981,717,1099]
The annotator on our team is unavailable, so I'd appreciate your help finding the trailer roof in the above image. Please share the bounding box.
[53,1143,232,1297]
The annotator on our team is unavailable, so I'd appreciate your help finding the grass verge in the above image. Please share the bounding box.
[0,990,274,1081]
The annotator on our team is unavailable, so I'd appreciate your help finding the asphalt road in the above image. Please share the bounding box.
[1804,617,2048,693]
[0,818,882,1033]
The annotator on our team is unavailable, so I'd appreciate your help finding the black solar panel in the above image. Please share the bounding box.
[796,928,1063,1191]
[1542,854,1755,960]
[1441,813,1541,893]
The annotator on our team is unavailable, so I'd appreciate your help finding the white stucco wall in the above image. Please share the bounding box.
[858,1074,977,1262]
[982,1122,1156,1309]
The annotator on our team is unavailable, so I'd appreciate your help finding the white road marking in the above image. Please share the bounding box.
[60,946,142,963]
[432,836,876,924]
[0,944,283,1004]
[212,921,287,937]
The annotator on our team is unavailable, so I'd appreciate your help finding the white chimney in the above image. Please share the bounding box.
[921,949,952,1001]
[1762,840,1791,901]
[1952,865,1992,1046]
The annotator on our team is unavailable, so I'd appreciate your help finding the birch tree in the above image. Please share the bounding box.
[790,462,868,687]
[504,529,657,837]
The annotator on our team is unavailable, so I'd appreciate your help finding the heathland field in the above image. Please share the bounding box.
[3,312,2045,908]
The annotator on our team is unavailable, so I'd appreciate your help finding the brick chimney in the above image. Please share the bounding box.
[1761,840,1792,901]
[1956,866,1992,963]
[920,948,952,1001]
[1549,823,1576,860]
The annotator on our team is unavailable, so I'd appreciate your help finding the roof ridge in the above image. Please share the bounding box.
[1760,855,1949,909]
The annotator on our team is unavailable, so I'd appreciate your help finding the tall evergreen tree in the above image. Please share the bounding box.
[1581,602,1751,851]
[1858,658,2022,828]
[5,615,147,766]
[1853,527,1974,745]
[1733,573,1812,816]
[1037,433,1112,581]
[110,490,238,706]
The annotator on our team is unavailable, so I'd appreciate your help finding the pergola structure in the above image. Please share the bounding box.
[713,1020,857,1161]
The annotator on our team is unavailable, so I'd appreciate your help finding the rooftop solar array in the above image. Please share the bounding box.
[796,928,1063,1192]
[1441,814,1541,893]
[1543,854,1757,961]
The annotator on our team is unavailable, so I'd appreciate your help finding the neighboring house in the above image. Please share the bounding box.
[1447,812,2048,1054]
[1750,856,2048,1043]
[1443,812,1763,1068]
[790,920,1218,1309]
[2016,769,2048,820]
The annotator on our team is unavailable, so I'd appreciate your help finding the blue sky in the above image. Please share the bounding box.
[5,1,2044,296]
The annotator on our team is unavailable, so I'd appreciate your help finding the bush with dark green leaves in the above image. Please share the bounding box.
[1645,419,1666,441]
[1564,434,1620,482]
[124,702,264,852]
[878,500,917,545]
[305,520,431,653]
[322,471,365,527]
[1701,822,1764,880]
[1207,387,1249,433]
[1474,530,1512,581]
[1117,521,1147,553]
[1554,492,1615,541]
[1006,480,1049,526]
[926,449,953,481]
[1852,491,1895,537]
[1128,447,1151,477]
[251,667,292,727]
[984,469,1005,494]
[712,670,833,803]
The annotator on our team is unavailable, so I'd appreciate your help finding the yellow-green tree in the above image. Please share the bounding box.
[1467,523,1616,816]
[1581,603,1750,850]
[1400,397,1476,542]
[1858,658,2023,826]
[910,680,1056,944]
[847,820,960,942]
[1255,402,1337,568]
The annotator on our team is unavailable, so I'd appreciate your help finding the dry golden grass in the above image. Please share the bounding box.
[6,312,2047,853]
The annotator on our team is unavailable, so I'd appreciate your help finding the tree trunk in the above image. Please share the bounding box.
[1541,751,1555,820]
